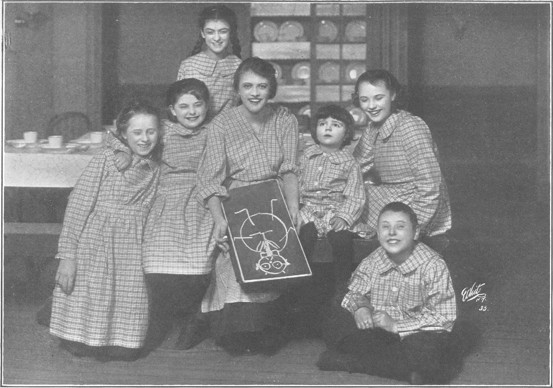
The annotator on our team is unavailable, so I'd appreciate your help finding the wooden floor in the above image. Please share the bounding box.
[2,199,551,386]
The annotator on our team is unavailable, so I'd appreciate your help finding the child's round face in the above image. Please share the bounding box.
[238,70,270,114]
[201,19,231,58]
[122,113,160,157]
[316,116,347,151]
[377,210,419,263]
[170,93,207,130]
[358,81,396,125]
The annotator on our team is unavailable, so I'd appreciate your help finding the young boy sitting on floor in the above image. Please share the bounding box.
[317,201,458,385]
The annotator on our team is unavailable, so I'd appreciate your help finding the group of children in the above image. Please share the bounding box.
[45,4,461,385]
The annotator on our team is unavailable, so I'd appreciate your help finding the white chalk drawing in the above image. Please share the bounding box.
[233,199,295,276]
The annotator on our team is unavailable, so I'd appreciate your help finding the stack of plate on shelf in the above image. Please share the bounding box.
[253,20,279,42]
[278,21,304,42]
[318,61,340,83]
[317,20,338,43]
[345,20,366,42]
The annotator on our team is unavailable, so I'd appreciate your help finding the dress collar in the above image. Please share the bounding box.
[376,242,428,276]
[303,144,353,164]
[370,109,404,140]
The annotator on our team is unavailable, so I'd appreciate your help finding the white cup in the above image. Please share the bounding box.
[23,131,38,143]
[90,131,104,144]
[48,135,64,148]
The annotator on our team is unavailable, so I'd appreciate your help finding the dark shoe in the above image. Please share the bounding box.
[174,316,210,350]
[316,349,362,373]
[60,339,99,358]
[96,346,141,362]
[36,297,52,327]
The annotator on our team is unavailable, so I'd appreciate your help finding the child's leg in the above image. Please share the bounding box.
[401,331,453,383]
[174,274,211,350]
[299,222,318,260]
[326,230,356,288]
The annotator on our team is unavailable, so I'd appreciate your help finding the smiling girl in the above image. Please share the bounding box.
[177,5,242,119]
[49,100,161,361]
[352,69,451,240]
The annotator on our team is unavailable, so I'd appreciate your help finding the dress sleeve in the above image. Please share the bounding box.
[277,108,300,176]
[395,259,457,335]
[352,126,375,177]
[341,259,374,313]
[56,153,108,261]
[401,118,443,230]
[335,161,366,226]
[176,59,187,80]
[196,118,229,205]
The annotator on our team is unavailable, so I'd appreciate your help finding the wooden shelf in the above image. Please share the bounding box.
[252,42,310,60]
[272,85,310,103]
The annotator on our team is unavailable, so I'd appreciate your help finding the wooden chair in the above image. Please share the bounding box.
[45,111,91,141]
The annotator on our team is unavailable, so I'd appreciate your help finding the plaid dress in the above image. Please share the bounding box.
[197,105,299,312]
[353,110,451,237]
[299,144,365,236]
[342,242,457,338]
[142,120,215,275]
[177,52,241,120]
[50,149,160,349]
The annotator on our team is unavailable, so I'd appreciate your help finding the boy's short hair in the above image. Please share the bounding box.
[378,202,418,228]
[310,104,355,148]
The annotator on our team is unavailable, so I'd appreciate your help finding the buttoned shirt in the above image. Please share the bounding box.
[177,52,241,119]
[299,144,365,227]
[353,110,451,236]
[342,242,457,338]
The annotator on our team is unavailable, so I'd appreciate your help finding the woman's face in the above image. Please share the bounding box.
[170,93,207,130]
[201,19,231,58]
[237,70,271,114]
[122,113,160,157]
[357,81,396,125]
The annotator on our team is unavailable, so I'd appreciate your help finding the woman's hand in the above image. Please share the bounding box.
[55,259,77,295]
[372,311,398,333]
[114,151,132,171]
[353,307,374,330]
[330,216,348,232]
[213,217,229,253]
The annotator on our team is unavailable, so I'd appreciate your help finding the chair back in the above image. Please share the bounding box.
[46,112,91,141]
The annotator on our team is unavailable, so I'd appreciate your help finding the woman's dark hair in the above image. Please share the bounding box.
[351,69,402,108]
[310,104,355,148]
[165,78,210,123]
[233,57,278,100]
[115,99,162,159]
[189,4,241,58]
[378,201,419,228]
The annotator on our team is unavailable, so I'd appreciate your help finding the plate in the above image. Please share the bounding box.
[40,144,76,153]
[7,139,28,148]
[348,106,368,127]
[317,20,338,43]
[269,62,283,81]
[291,62,311,80]
[345,20,366,42]
[69,139,103,148]
[298,105,311,117]
[253,20,279,43]
[278,20,304,42]
[318,61,340,83]
[345,62,366,82]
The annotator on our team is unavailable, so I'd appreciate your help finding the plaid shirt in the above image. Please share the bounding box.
[197,104,299,204]
[299,144,365,228]
[142,120,216,275]
[353,110,451,236]
[342,242,457,338]
[177,52,241,120]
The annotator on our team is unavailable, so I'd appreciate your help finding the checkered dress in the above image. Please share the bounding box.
[197,105,299,312]
[353,110,452,237]
[299,144,365,236]
[177,52,241,120]
[342,242,457,338]
[142,120,216,275]
[50,149,160,348]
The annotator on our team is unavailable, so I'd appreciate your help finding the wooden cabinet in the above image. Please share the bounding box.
[250,2,408,131]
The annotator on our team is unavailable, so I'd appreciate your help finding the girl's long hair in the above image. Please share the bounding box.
[189,4,241,58]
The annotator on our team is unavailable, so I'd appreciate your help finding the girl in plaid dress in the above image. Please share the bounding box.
[177,5,242,120]
[107,79,217,353]
[197,57,300,355]
[352,69,451,241]
[49,101,161,361]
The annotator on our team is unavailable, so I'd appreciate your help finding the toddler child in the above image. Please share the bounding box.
[49,100,161,361]
[317,202,458,384]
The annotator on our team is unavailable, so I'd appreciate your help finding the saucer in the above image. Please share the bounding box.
[7,139,28,148]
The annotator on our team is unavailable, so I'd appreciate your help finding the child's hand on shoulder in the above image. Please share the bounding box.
[354,307,374,330]
[373,311,398,333]
[330,216,348,232]
[114,151,132,171]
[55,259,77,295]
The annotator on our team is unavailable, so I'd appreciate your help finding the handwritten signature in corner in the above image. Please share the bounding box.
[461,282,487,303]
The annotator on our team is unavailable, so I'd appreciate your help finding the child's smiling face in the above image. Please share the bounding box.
[170,93,207,130]
[316,116,347,152]
[122,113,160,157]
[377,210,419,265]
[201,19,230,58]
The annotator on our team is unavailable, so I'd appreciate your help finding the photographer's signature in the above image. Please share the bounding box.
[461,282,488,311]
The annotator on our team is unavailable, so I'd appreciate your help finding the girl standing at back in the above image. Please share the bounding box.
[177,4,242,119]
[49,100,161,362]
